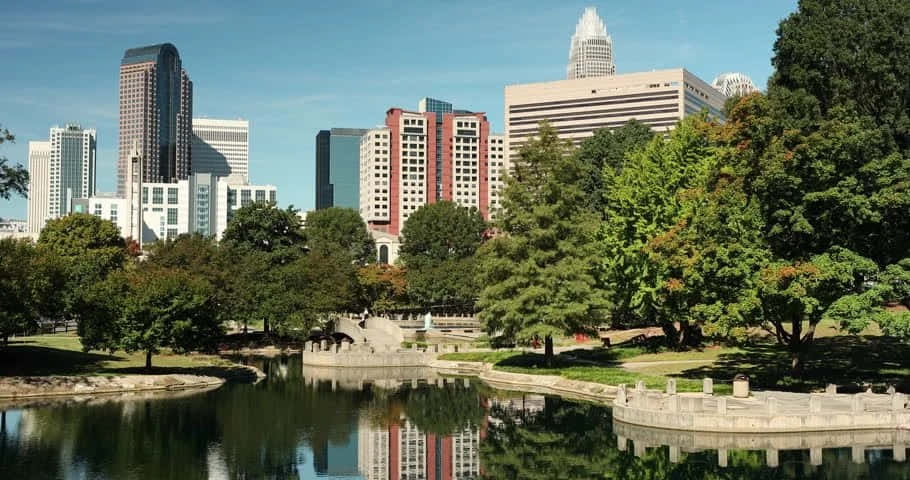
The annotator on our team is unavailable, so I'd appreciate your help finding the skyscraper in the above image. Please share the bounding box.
[567,7,615,80]
[711,72,760,97]
[360,108,499,236]
[26,125,96,233]
[118,43,193,195]
[315,128,369,209]
[191,118,249,181]
[26,141,50,233]
[418,97,453,200]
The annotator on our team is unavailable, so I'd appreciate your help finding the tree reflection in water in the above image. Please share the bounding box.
[2,356,909,479]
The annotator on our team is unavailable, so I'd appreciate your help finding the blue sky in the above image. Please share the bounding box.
[0,0,797,220]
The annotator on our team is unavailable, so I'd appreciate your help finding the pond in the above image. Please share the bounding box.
[1,355,908,479]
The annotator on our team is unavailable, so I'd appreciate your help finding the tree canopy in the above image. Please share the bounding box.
[0,124,28,200]
[399,201,486,309]
[303,207,376,265]
[575,119,654,214]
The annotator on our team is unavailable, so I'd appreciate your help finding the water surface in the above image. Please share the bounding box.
[1,355,907,479]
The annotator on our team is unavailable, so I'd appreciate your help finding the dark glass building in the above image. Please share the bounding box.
[118,43,192,194]
[315,128,368,209]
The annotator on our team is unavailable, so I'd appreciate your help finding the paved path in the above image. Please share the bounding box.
[621,359,714,370]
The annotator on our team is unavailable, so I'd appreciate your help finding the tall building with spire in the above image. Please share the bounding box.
[711,72,760,97]
[567,7,615,80]
[118,43,193,195]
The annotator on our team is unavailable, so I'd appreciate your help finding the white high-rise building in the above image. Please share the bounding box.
[192,118,249,181]
[26,125,96,233]
[26,141,51,233]
[711,72,760,98]
[567,7,615,80]
[487,134,506,218]
[359,127,391,226]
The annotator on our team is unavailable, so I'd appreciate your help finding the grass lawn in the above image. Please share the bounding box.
[440,327,910,394]
[0,333,239,377]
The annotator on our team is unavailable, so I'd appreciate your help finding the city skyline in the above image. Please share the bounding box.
[0,0,797,220]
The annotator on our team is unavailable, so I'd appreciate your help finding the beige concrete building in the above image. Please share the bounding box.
[504,68,725,161]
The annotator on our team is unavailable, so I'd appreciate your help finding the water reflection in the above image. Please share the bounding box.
[0,355,908,479]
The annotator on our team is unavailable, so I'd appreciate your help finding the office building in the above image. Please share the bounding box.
[567,7,615,80]
[192,118,249,181]
[26,140,50,233]
[504,68,726,161]
[418,97,454,200]
[711,72,759,97]
[487,134,506,218]
[26,125,96,233]
[77,174,275,244]
[315,128,369,209]
[360,108,500,236]
[118,43,193,194]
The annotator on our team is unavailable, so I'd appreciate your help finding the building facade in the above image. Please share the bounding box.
[315,128,369,209]
[118,43,193,194]
[26,141,50,233]
[360,108,500,236]
[76,174,275,244]
[567,7,615,80]
[487,134,506,218]
[26,125,96,234]
[191,118,249,181]
[504,68,726,162]
[418,97,454,200]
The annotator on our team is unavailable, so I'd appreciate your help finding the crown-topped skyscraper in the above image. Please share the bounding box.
[567,7,615,80]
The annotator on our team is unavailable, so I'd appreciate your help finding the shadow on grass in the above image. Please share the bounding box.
[0,344,260,383]
[678,336,910,393]
[0,345,121,377]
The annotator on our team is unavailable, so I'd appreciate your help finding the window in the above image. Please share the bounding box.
[269,191,276,203]
[255,190,265,203]
[241,189,251,207]
[94,203,102,216]
[227,190,236,206]
[152,187,163,204]
[379,245,389,264]
[142,187,148,204]
[167,228,178,237]
[167,208,178,225]
[167,188,178,204]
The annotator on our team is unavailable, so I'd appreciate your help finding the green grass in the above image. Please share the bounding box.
[439,351,522,363]
[0,333,243,378]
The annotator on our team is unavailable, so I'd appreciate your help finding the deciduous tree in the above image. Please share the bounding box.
[304,207,376,265]
[575,119,654,214]
[0,124,28,200]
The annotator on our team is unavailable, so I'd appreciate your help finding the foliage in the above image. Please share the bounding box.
[402,384,486,436]
[0,239,39,342]
[0,124,28,200]
[771,0,910,150]
[575,119,654,214]
[477,122,607,363]
[399,201,486,309]
[303,207,376,265]
[645,174,769,344]
[598,116,717,339]
[81,264,222,368]
[35,214,127,325]
[358,263,410,313]
[221,202,305,263]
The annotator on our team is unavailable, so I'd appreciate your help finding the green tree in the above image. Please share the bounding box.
[645,174,769,345]
[358,263,410,313]
[476,123,607,364]
[304,207,376,265]
[222,203,306,334]
[771,0,910,149]
[575,119,654,214]
[221,202,306,262]
[598,117,717,341]
[35,214,127,327]
[105,265,221,369]
[0,239,39,343]
[0,124,28,200]
[399,201,486,309]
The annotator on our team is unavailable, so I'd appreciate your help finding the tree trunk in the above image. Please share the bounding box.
[790,349,804,377]
[544,335,554,367]
[145,351,152,370]
[264,318,270,336]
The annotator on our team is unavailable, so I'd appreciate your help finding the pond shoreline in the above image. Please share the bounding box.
[0,374,226,401]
